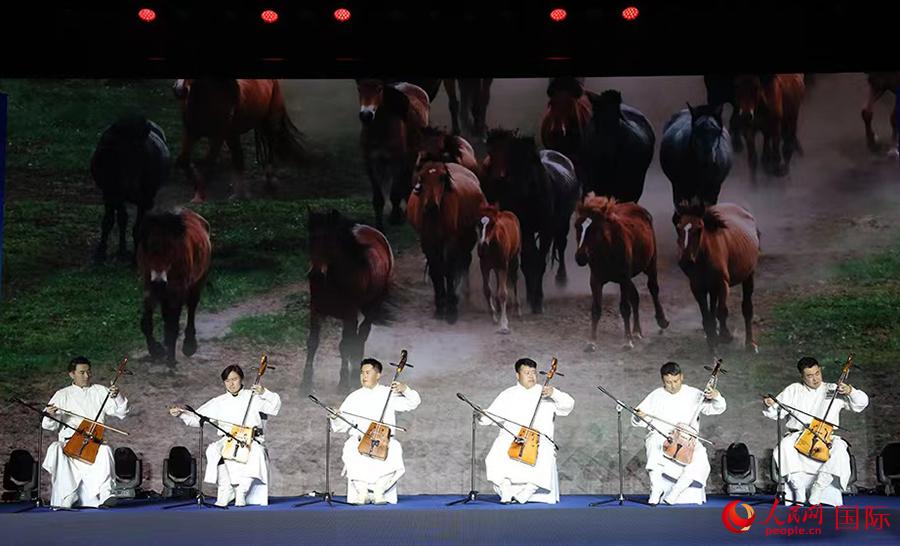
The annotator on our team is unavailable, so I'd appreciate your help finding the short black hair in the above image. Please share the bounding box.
[221,365,244,381]
[660,361,682,377]
[797,356,820,373]
[515,358,537,373]
[361,358,383,373]
[68,356,91,373]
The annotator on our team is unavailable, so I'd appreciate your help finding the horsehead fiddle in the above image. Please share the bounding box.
[793,354,854,463]
[358,349,412,461]
[507,357,562,466]
[660,357,725,466]
[221,354,271,464]
[63,357,130,464]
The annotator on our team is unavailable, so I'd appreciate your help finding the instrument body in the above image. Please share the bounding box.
[222,355,268,464]
[359,350,409,460]
[662,358,723,466]
[793,354,853,462]
[63,358,128,464]
[508,358,558,466]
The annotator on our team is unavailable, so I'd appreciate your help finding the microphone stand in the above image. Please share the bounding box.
[293,395,353,507]
[13,400,47,512]
[163,405,230,510]
[590,384,670,507]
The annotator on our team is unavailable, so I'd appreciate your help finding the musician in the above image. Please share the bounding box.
[42,356,128,508]
[169,364,281,507]
[331,358,420,505]
[633,361,725,505]
[480,358,574,504]
[763,356,869,506]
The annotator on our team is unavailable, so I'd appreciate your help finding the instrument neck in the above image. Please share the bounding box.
[688,374,717,426]
[377,369,402,424]
[526,376,552,430]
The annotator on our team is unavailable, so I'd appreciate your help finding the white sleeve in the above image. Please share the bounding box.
[105,388,129,420]
[392,387,421,412]
[42,391,64,432]
[763,386,791,420]
[701,392,726,415]
[479,393,505,426]
[631,391,654,428]
[256,389,282,416]
[550,388,574,416]
[844,387,869,413]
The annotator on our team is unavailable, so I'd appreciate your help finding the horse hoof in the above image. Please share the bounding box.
[148,342,166,360]
[622,340,635,350]
[446,309,459,325]
[657,318,670,330]
[887,147,900,159]
[633,332,644,340]
[497,327,511,335]
[584,343,597,353]
[182,338,198,357]
[747,343,760,354]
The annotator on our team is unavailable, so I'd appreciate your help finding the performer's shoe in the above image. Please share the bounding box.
[99,496,119,509]
[807,484,825,506]
[372,487,387,505]
[234,489,247,507]
[215,486,235,507]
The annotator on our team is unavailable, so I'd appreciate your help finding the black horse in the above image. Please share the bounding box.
[660,104,733,209]
[580,90,655,203]
[483,130,580,312]
[90,115,169,262]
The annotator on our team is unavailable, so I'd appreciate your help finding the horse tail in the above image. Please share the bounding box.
[270,81,307,167]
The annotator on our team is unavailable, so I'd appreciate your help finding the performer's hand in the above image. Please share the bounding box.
[763,397,775,408]
[45,405,58,416]
[252,384,266,396]
[391,381,407,394]
[169,406,183,417]
[109,385,119,398]
[542,386,555,398]
[837,383,853,395]
[635,409,646,419]
[704,388,720,400]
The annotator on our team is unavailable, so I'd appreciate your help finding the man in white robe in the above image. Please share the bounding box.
[480,358,574,504]
[170,364,281,507]
[633,361,726,505]
[42,356,129,508]
[331,358,421,504]
[763,356,869,506]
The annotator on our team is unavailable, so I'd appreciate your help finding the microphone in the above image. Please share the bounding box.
[456,392,467,402]
[308,394,320,404]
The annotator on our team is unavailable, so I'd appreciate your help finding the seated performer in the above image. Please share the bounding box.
[331,358,421,504]
[169,364,281,506]
[633,361,726,505]
[763,356,869,506]
[480,357,574,504]
[42,356,129,508]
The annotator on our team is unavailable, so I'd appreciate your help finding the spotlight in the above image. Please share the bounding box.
[137,8,157,23]
[721,442,757,496]
[260,9,279,24]
[2,449,38,502]
[622,6,640,21]
[334,8,352,23]
[162,446,197,499]
[113,447,143,499]
[549,8,567,23]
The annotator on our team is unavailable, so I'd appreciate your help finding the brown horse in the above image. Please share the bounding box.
[172,79,306,202]
[357,79,430,229]
[861,72,900,155]
[458,79,494,138]
[733,74,805,178]
[407,160,486,323]
[137,208,211,364]
[674,201,760,353]
[574,197,668,349]
[477,204,521,334]
[416,126,479,173]
[406,79,462,135]
[540,77,594,170]
[304,209,394,392]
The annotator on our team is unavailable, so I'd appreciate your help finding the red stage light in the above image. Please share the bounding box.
[622,6,640,21]
[137,8,157,23]
[334,8,352,22]
[261,10,279,24]
[549,8,567,22]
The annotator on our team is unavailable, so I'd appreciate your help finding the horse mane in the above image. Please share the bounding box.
[581,195,620,218]
[309,209,370,266]
[591,89,624,125]
[422,126,462,162]
[547,77,585,98]
[675,200,727,231]
[383,84,411,118]
[486,127,517,145]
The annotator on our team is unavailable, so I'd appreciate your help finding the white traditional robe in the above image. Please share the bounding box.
[332,384,421,504]
[41,384,129,508]
[764,382,868,505]
[480,384,575,504]
[632,386,726,504]
[179,388,282,505]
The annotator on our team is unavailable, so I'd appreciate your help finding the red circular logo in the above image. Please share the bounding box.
[722,500,756,533]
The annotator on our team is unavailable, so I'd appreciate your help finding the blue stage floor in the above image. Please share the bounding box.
[3,494,900,545]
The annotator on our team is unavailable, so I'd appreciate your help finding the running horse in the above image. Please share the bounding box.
[674,200,760,353]
[304,209,394,392]
[407,159,486,323]
[458,79,494,138]
[477,204,522,334]
[90,115,170,262]
[416,126,479,173]
[137,208,212,364]
[482,129,580,311]
[356,79,430,229]
[573,197,669,350]
[172,79,306,202]
[733,74,805,178]
[405,79,462,136]
[861,72,900,156]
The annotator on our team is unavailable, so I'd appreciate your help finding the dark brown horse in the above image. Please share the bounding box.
[541,77,594,173]
[172,79,306,202]
[861,72,900,156]
[574,197,668,349]
[407,160,486,323]
[405,79,462,135]
[416,126,479,173]
[458,79,493,138]
[356,79,430,229]
[733,74,805,178]
[477,204,521,334]
[304,209,394,392]
[137,208,211,364]
[674,201,760,353]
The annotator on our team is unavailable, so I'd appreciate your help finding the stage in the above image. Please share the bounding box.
[3,494,899,545]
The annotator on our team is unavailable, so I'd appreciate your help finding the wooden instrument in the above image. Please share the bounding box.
[793,354,853,462]
[63,357,129,464]
[508,357,559,466]
[662,358,724,466]
[222,355,269,463]
[358,349,410,460]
